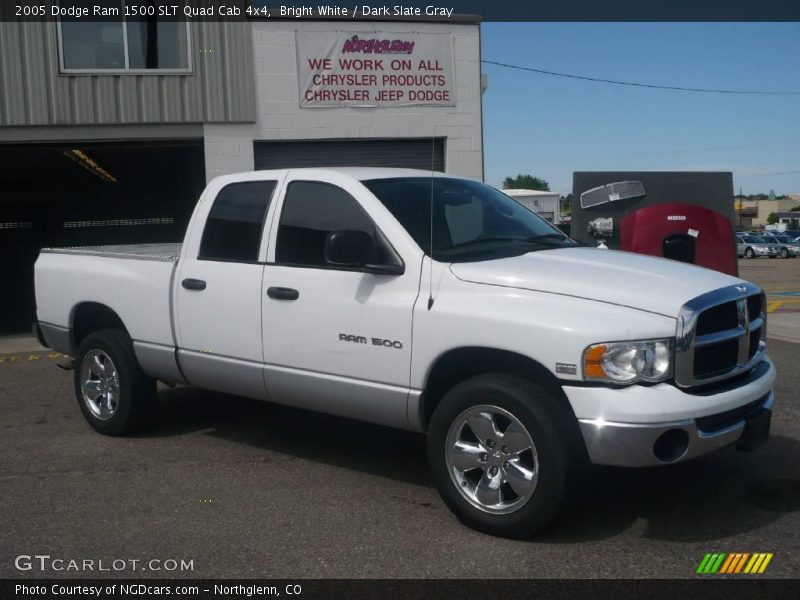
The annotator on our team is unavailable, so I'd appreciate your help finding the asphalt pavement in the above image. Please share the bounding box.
[0,337,798,579]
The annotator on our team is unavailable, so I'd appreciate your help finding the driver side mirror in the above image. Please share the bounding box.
[324,230,404,275]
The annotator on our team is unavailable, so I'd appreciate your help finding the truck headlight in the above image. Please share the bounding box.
[583,339,673,384]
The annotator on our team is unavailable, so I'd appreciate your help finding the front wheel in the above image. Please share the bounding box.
[780,248,789,258]
[745,247,755,258]
[74,329,156,436]
[427,374,582,538]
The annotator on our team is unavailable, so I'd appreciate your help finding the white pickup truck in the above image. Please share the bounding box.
[34,167,775,537]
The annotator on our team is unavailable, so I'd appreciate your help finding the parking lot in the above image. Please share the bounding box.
[1,259,798,580]
[739,258,800,343]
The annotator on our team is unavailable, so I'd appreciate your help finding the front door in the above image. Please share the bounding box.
[261,177,419,428]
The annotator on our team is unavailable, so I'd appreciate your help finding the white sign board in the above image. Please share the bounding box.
[296,31,456,108]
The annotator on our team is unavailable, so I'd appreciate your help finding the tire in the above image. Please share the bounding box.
[745,247,755,258]
[780,248,789,258]
[427,373,583,538]
[73,329,156,436]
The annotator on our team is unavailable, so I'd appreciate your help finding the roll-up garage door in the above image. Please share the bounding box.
[254,138,445,172]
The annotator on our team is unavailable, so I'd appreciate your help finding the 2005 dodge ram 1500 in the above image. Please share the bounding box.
[34,168,775,537]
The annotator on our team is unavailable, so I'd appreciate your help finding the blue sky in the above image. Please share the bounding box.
[480,23,800,196]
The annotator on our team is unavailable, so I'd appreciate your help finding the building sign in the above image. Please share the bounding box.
[296,31,456,108]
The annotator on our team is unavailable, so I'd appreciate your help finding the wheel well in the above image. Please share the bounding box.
[420,347,570,427]
[71,303,128,349]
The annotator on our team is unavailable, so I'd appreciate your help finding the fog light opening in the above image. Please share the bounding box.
[653,429,690,463]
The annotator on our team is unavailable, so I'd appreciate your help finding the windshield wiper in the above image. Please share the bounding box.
[450,234,573,249]
[450,236,545,248]
[524,233,573,242]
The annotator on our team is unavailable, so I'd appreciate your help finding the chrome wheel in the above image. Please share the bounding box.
[445,405,539,514]
[80,349,120,420]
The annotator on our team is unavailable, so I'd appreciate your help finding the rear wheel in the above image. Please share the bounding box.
[427,373,582,538]
[74,329,155,436]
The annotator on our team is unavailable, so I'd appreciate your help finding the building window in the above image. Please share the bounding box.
[59,2,190,73]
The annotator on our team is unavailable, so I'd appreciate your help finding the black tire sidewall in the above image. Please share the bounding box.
[427,374,574,539]
[745,248,754,258]
[73,329,154,436]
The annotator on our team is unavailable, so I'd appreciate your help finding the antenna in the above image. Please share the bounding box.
[427,136,435,310]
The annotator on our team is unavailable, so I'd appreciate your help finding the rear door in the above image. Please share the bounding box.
[175,178,279,399]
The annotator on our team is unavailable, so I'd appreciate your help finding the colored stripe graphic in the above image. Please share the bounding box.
[745,554,761,573]
[710,553,726,573]
[697,553,712,574]
[719,554,736,574]
[758,554,773,573]
[734,553,750,573]
[701,553,773,574]
[698,553,727,574]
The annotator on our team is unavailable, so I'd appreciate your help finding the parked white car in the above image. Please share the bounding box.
[34,168,775,538]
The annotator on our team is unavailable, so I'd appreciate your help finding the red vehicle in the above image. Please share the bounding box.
[619,203,738,276]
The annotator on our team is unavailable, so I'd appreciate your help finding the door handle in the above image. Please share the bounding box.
[182,278,207,291]
[267,287,299,301]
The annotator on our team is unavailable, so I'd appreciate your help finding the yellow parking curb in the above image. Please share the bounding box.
[768,301,784,313]
[0,352,69,364]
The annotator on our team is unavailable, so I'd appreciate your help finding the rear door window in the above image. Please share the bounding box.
[199,181,277,262]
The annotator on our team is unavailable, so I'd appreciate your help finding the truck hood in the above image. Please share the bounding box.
[449,247,745,318]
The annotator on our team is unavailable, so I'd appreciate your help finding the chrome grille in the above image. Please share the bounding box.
[674,283,766,388]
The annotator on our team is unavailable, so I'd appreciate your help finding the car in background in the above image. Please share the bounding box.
[782,230,800,241]
[766,234,800,257]
[736,235,779,259]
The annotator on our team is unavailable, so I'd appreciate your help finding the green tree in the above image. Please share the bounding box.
[560,193,573,215]
[502,174,550,191]
[767,212,779,225]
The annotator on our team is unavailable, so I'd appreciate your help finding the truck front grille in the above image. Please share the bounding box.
[674,283,766,388]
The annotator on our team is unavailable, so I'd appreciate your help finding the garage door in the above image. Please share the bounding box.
[0,141,204,334]
[254,138,445,172]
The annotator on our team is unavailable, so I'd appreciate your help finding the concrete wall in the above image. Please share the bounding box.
[204,20,482,182]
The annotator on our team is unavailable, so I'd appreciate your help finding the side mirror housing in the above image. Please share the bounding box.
[324,230,405,275]
[324,230,378,267]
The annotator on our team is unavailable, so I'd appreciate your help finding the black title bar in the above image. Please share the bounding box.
[1,0,799,22]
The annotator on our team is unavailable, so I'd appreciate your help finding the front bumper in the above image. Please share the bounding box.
[577,392,772,466]
[564,358,775,467]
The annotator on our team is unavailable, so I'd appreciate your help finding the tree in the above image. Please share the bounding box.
[502,174,550,191]
[767,212,779,225]
[560,193,573,216]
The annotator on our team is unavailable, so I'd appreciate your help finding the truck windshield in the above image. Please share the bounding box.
[363,177,576,261]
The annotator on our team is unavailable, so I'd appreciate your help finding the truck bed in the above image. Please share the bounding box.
[40,243,182,263]
[35,243,181,349]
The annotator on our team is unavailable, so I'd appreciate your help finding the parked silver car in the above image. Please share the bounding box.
[766,234,800,257]
[736,235,779,258]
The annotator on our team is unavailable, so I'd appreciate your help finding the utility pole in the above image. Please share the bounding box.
[737,186,742,228]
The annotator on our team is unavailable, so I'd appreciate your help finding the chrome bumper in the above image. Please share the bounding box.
[578,392,773,467]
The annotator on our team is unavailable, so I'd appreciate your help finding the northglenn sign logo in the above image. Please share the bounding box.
[296,31,456,107]
[342,35,416,55]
